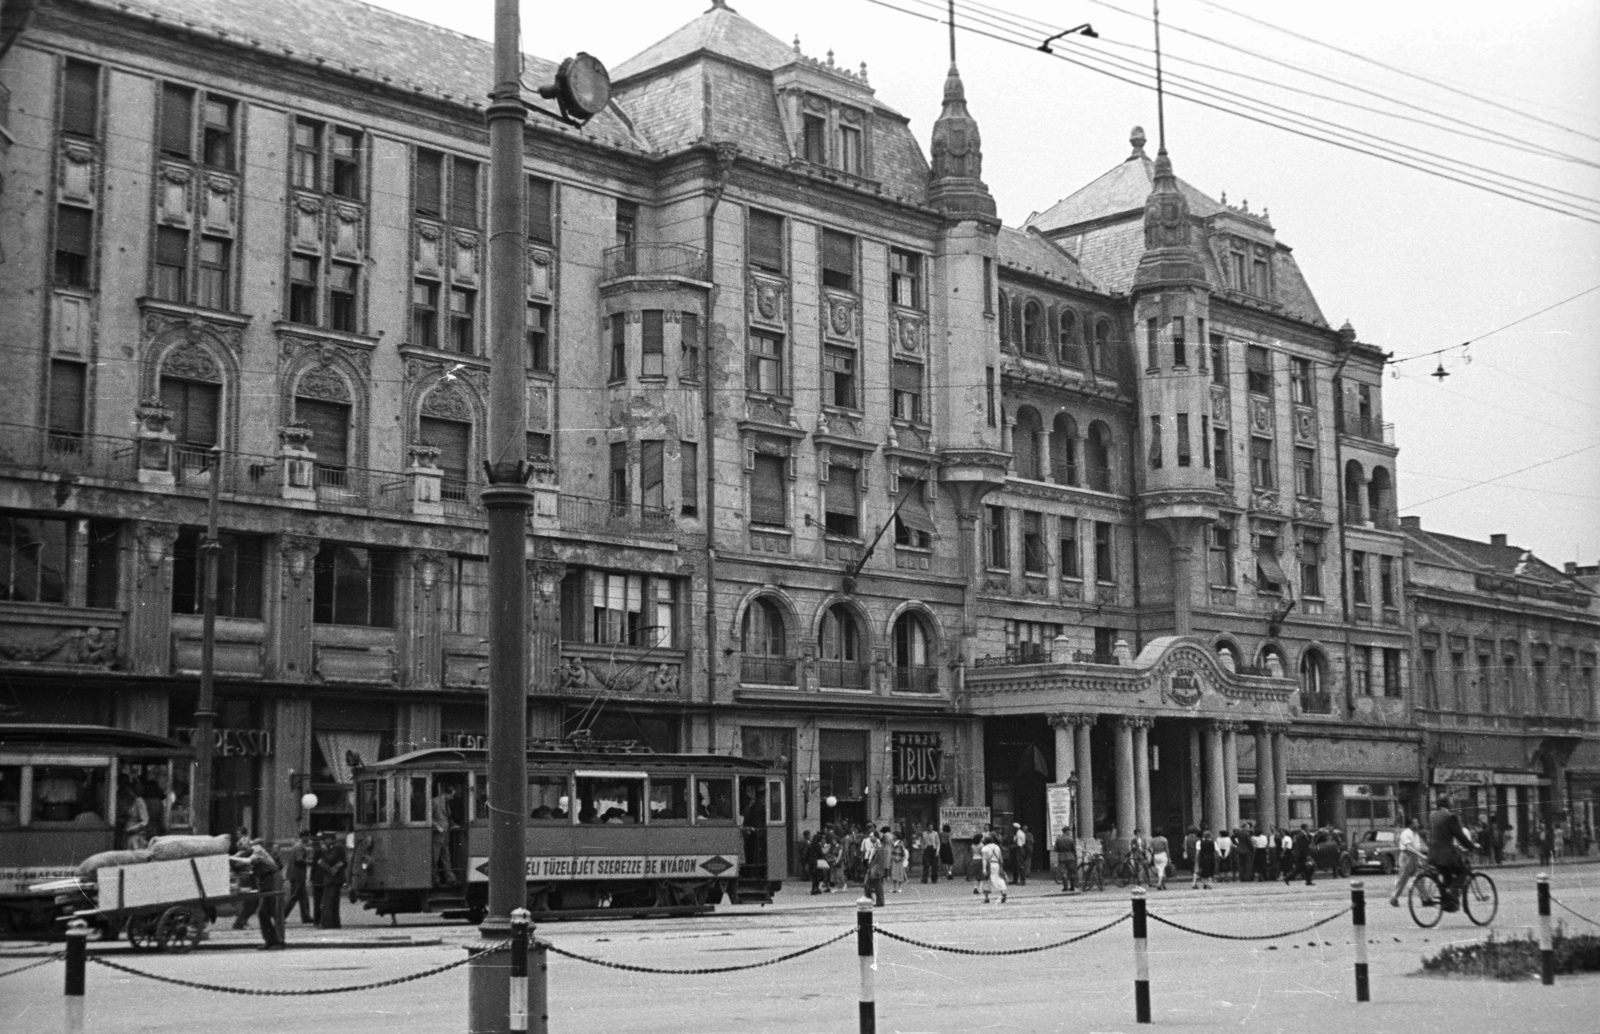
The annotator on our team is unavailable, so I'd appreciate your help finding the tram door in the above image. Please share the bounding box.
[739,777,767,873]
[433,771,470,885]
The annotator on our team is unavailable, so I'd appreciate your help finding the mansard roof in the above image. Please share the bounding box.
[1405,526,1595,608]
[611,1,797,81]
[996,227,1098,293]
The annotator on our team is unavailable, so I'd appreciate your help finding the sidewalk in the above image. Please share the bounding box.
[0,923,442,958]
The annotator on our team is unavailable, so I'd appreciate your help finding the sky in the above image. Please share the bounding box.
[366,0,1600,568]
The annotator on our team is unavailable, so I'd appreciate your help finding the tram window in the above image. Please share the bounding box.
[695,777,735,821]
[528,776,570,821]
[356,779,386,825]
[471,775,487,821]
[408,776,430,823]
[33,765,107,825]
[0,765,20,827]
[766,778,786,824]
[576,777,642,824]
[648,778,688,821]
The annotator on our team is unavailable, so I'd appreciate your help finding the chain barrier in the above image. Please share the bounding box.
[85,940,509,996]
[1146,906,1350,941]
[0,952,64,979]
[875,912,1131,956]
[545,927,855,975]
[1552,897,1600,929]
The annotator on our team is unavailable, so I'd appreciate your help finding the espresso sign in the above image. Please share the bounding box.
[892,732,944,796]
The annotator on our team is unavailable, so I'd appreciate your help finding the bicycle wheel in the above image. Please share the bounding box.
[1463,872,1498,926]
[1408,873,1443,928]
[1112,861,1133,888]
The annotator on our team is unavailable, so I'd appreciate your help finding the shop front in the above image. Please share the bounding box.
[1285,733,1422,833]
[890,731,946,834]
[169,694,271,839]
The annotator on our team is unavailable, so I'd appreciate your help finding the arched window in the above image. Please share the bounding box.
[1093,320,1113,374]
[1260,645,1286,678]
[1344,460,1366,523]
[1299,650,1329,711]
[1059,309,1082,366]
[1010,294,1024,349]
[740,597,793,685]
[1012,406,1043,479]
[892,612,936,693]
[1022,301,1045,356]
[1086,421,1113,492]
[1368,466,1393,527]
[1051,413,1079,485]
[818,604,866,689]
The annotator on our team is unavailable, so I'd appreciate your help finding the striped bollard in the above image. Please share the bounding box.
[63,917,87,1034]
[509,907,531,1033]
[1132,885,1150,1024]
[858,897,876,1034]
[1350,880,1369,1002]
[1537,872,1554,986]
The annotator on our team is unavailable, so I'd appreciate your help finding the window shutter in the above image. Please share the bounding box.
[160,85,192,156]
[822,230,854,283]
[57,207,92,254]
[526,176,554,242]
[640,440,664,505]
[824,467,858,515]
[163,380,219,448]
[680,442,698,513]
[891,361,921,394]
[48,361,86,435]
[419,417,470,481]
[896,483,935,534]
[750,454,785,525]
[749,210,783,271]
[297,398,351,468]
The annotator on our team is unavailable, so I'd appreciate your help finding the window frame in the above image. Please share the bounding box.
[311,543,399,628]
[820,229,855,292]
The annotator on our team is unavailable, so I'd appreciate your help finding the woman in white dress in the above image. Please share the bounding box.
[980,833,1007,903]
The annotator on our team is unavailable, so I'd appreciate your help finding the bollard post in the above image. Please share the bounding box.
[1350,880,1369,1002]
[63,917,87,1034]
[1131,886,1150,1024]
[1537,872,1554,986]
[509,907,530,1033]
[529,933,549,1034]
[857,897,876,1034]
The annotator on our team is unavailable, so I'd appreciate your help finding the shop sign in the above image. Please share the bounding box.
[1432,766,1492,786]
[1163,668,1203,707]
[1492,772,1543,787]
[939,806,990,840]
[891,732,944,796]
[1,866,77,895]
[468,854,735,882]
[441,730,487,750]
[1433,734,1470,757]
[172,727,273,757]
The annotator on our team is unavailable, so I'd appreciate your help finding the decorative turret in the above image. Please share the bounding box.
[927,63,996,219]
[1132,134,1206,289]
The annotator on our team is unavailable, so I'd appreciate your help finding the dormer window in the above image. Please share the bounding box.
[792,94,872,178]
[803,114,827,163]
[837,122,862,175]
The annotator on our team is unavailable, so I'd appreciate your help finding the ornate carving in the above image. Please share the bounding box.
[894,312,925,354]
[827,297,856,338]
[136,523,179,573]
[1250,397,1273,432]
[1295,408,1315,442]
[557,657,590,689]
[421,383,471,421]
[754,279,783,321]
[296,365,350,402]
[161,340,222,383]
[0,627,118,668]
[1296,500,1324,522]
[280,536,319,586]
[649,664,680,694]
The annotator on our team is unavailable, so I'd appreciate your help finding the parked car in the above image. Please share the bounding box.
[1350,829,1400,874]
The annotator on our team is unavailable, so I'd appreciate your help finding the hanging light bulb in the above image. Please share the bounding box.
[1431,362,1450,381]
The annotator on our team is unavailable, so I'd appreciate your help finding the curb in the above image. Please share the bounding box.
[0,934,443,959]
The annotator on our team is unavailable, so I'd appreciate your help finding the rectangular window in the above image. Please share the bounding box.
[1176,412,1192,467]
[1059,518,1080,579]
[680,442,698,517]
[1383,648,1403,697]
[419,416,471,486]
[48,360,86,440]
[1213,427,1230,479]
[747,330,783,394]
[331,128,362,199]
[197,237,230,311]
[527,303,550,372]
[1171,316,1187,367]
[0,517,68,604]
[748,209,784,273]
[1256,533,1286,593]
[411,280,439,348]
[1094,522,1115,584]
[1246,345,1272,395]
[983,258,994,314]
[449,288,476,353]
[1291,357,1313,406]
[1148,415,1163,469]
[837,123,862,174]
[450,157,479,228]
[680,311,701,381]
[526,175,554,242]
[414,148,443,218]
[1380,555,1396,606]
[160,377,220,448]
[609,442,629,507]
[84,519,118,610]
[1209,524,1235,586]
[526,432,551,463]
[154,227,188,303]
[1197,319,1207,368]
[1146,317,1160,370]
[641,310,665,377]
[1252,257,1270,296]
[312,545,398,627]
[986,367,997,427]
[821,229,855,291]
[893,479,933,549]
[160,83,194,158]
[328,262,358,332]
[614,200,637,248]
[1249,436,1274,489]
[201,96,235,169]
[172,529,264,619]
[891,360,922,423]
[640,440,665,511]
[1022,512,1046,574]
[288,255,318,325]
[1448,651,1465,711]
[62,59,100,138]
[824,346,856,408]
[296,396,350,472]
[1353,645,1373,696]
[1294,446,1318,497]
[1301,530,1323,597]
[802,113,827,162]
[750,452,787,526]
[986,506,1008,569]
[1201,416,1211,468]
[610,313,628,380]
[824,465,860,538]
[890,248,921,309]
[1210,334,1226,386]
[1351,550,1369,604]
[54,205,92,288]
[292,118,322,189]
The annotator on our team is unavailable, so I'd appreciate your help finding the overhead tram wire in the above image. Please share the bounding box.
[1389,283,1600,365]
[863,0,1600,224]
[1406,443,1600,509]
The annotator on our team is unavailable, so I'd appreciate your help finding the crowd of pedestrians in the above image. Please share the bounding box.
[228,828,350,948]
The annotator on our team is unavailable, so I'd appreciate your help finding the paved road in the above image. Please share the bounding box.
[5,863,1599,1033]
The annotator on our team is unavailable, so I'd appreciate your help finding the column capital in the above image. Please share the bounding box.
[278,534,320,586]
[1048,712,1074,730]
[1067,713,1098,728]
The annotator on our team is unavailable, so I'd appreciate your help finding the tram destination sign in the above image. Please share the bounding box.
[468,853,737,882]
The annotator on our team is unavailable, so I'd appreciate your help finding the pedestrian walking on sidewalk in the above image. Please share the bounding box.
[317,833,347,928]
[890,832,908,892]
[863,827,888,906]
[980,833,1007,904]
[939,824,955,879]
[1054,826,1078,891]
[1197,829,1217,890]
[1291,824,1315,886]
[1149,830,1170,890]
[1389,817,1425,907]
[919,825,940,884]
[279,831,314,923]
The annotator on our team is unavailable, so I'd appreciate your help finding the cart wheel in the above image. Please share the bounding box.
[126,914,161,952]
[1335,855,1353,879]
[156,906,204,953]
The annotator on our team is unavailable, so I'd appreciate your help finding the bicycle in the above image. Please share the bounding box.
[1407,859,1498,929]
[1111,855,1157,888]
[1077,854,1106,892]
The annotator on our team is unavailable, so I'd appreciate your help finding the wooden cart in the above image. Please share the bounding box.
[61,854,265,953]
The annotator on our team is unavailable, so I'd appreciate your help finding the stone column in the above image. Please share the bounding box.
[1189,725,1203,832]
[1168,530,1196,636]
[1133,718,1152,835]
[1074,432,1090,488]
[1114,717,1137,840]
[1204,721,1227,833]
[1272,728,1290,832]
[1050,714,1075,782]
[1075,717,1095,840]
[128,522,179,677]
[1222,722,1241,831]
[1253,723,1277,832]
[272,535,319,683]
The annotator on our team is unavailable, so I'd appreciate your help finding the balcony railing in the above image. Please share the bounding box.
[1299,691,1334,714]
[1338,413,1395,445]
[315,464,410,513]
[892,664,939,693]
[602,242,709,282]
[172,445,280,498]
[817,659,871,690]
[556,494,674,542]
[0,422,139,481]
[740,655,797,686]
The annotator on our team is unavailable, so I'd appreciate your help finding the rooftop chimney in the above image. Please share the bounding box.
[1567,562,1579,575]
[1489,534,1508,547]
[1400,516,1421,530]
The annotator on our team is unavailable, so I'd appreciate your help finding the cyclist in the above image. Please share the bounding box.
[1427,793,1476,911]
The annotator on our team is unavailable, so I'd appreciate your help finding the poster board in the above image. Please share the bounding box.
[1045,783,1075,838]
[939,806,990,840]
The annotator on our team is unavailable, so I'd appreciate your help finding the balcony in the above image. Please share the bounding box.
[1338,413,1395,446]
[740,655,797,686]
[817,659,871,690]
[1299,691,1334,714]
[171,445,280,499]
[556,494,675,543]
[892,664,939,694]
[602,242,709,283]
[0,423,139,481]
[314,464,410,513]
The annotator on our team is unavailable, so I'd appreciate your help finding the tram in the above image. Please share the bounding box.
[349,741,788,921]
[0,724,194,935]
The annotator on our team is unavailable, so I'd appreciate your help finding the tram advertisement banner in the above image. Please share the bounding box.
[1,865,77,895]
[468,853,739,882]
[938,806,990,840]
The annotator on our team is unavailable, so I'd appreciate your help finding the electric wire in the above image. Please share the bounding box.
[1406,443,1600,509]
[1388,283,1600,365]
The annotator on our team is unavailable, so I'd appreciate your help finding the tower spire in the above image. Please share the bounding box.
[1153,0,1167,151]
[948,0,956,65]
[927,0,995,219]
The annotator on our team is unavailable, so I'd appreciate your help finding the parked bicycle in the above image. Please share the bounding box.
[1407,858,1498,928]
[1077,853,1107,892]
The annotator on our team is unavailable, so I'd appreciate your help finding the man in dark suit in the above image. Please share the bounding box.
[1291,824,1315,886]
